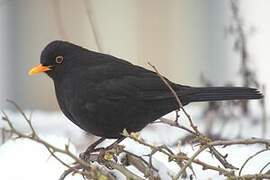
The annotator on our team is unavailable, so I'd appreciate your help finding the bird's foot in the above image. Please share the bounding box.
[79,147,105,162]
[79,137,106,161]
[79,137,126,162]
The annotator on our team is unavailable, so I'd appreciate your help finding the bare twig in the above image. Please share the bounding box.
[59,164,82,180]
[239,148,270,176]
[209,138,270,147]
[157,117,195,135]
[103,160,144,180]
[2,101,147,180]
[209,146,238,170]
[260,162,270,174]
[148,62,199,134]
[126,153,160,179]
[174,145,208,179]
[2,110,91,176]
[233,173,270,180]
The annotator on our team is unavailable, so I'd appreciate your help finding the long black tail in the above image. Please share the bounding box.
[187,87,263,103]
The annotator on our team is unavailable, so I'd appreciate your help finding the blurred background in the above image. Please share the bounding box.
[0,0,270,179]
[0,0,268,111]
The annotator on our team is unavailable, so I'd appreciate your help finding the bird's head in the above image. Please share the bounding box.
[28,40,80,79]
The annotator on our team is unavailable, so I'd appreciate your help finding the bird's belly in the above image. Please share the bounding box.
[55,82,176,138]
[71,98,156,138]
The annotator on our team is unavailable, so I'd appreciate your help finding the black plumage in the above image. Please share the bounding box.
[31,40,263,138]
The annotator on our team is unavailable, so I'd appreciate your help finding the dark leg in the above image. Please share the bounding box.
[80,137,125,160]
[85,137,106,153]
[105,136,126,150]
[79,137,106,159]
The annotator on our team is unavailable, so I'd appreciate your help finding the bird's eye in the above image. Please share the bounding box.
[55,56,64,64]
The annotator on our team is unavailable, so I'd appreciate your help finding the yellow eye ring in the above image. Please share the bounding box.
[55,56,64,64]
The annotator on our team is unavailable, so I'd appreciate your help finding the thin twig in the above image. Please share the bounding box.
[157,117,196,135]
[239,148,270,176]
[59,164,82,180]
[233,173,270,180]
[209,138,270,147]
[3,102,146,180]
[259,162,270,174]
[148,62,199,134]
[2,111,91,175]
[174,145,208,180]
[104,160,144,180]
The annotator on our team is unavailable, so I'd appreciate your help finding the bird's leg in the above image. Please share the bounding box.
[98,137,126,162]
[79,137,106,160]
[85,137,106,152]
[80,137,125,161]
[105,136,125,150]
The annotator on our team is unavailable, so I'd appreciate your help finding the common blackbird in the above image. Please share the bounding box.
[29,41,263,139]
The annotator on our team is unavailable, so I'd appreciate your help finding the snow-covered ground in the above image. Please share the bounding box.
[0,104,269,180]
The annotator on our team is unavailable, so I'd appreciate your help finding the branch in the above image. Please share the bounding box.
[239,148,270,176]
[148,62,199,134]
[2,93,269,180]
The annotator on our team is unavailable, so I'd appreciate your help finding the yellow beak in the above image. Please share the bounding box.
[28,64,51,75]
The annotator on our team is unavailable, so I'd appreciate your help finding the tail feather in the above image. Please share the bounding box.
[186,87,263,103]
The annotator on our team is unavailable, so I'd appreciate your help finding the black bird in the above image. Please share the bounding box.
[29,41,263,139]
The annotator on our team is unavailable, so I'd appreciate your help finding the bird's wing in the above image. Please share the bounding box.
[82,62,191,101]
